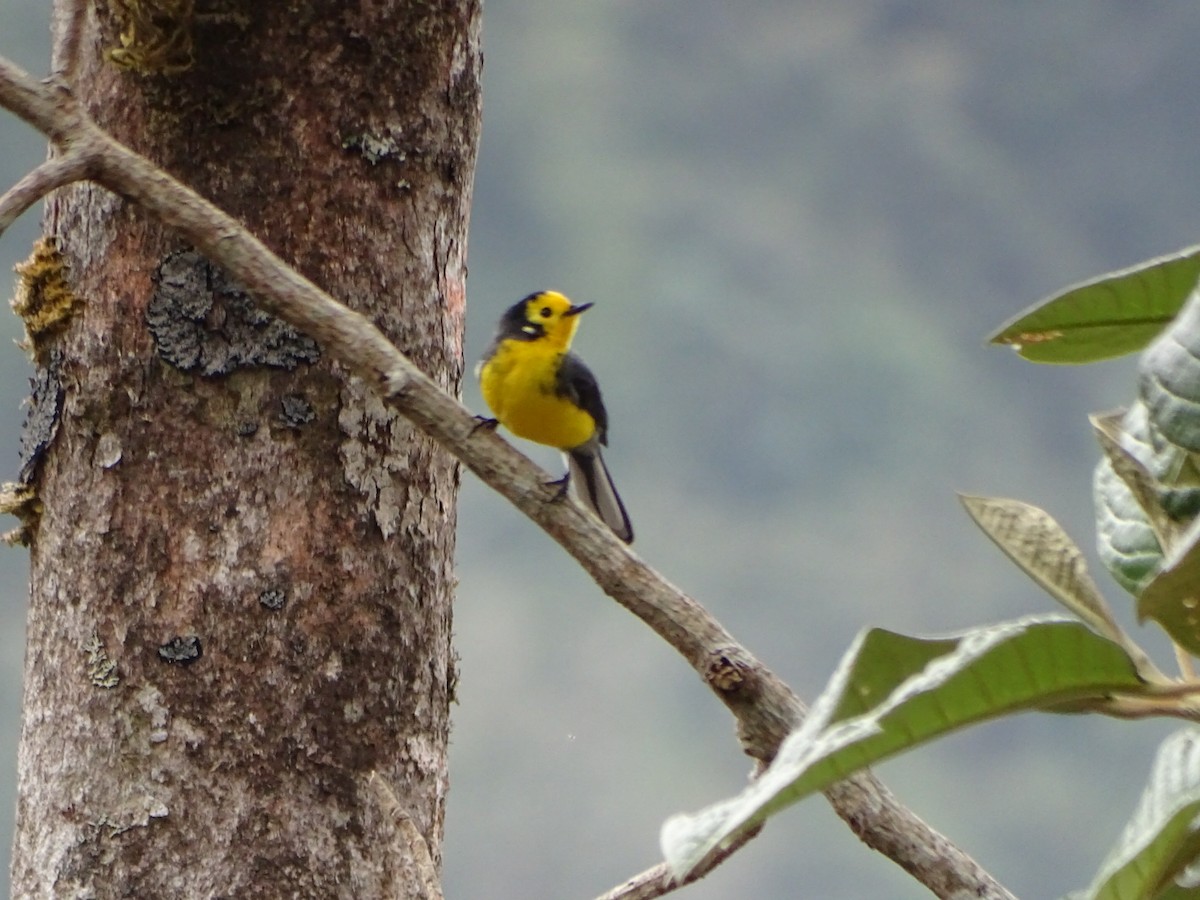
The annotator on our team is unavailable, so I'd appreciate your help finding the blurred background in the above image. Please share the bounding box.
[2,3,1198,898]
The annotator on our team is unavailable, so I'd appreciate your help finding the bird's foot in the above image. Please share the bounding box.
[545,472,571,502]
[470,415,500,436]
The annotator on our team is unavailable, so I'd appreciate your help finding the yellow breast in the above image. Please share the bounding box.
[480,340,597,450]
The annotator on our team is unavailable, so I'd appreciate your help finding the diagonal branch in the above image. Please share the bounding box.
[594,827,760,900]
[0,55,1014,900]
[0,151,91,232]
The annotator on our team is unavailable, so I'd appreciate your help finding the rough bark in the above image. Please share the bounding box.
[10,2,479,896]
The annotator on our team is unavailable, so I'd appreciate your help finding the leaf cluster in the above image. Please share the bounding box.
[662,249,1200,900]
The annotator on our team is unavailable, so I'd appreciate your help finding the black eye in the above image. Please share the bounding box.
[540,306,552,318]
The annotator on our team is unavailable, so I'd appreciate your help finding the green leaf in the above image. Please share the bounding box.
[960,495,1125,644]
[1137,513,1200,658]
[1097,404,1200,522]
[1094,446,1165,597]
[1092,411,1178,550]
[1139,280,1200,454]
[989,246,1200,364]
[1076,729,1200,900]
[661,616,1147,880]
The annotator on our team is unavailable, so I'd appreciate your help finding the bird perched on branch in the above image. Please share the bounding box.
[476,291,633,543]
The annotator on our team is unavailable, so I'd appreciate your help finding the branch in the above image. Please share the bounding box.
[50,0,88,82]
[595,767,1015,900]
[0,55,1014,900]
[594,828,760,900]
[0,152,90,232]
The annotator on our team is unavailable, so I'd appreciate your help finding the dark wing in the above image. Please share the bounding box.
[555,352,609,445]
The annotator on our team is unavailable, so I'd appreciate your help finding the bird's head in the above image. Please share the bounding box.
[498,291,593,349]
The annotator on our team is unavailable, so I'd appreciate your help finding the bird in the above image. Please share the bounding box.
[476,291,634,543]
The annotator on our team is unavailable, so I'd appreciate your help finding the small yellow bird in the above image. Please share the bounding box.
[477,291,634,543]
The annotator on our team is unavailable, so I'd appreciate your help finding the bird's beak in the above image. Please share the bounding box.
[564,302,594,317]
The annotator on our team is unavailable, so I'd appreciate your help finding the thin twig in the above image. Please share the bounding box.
[0,151,90,233]
[0,54,1015,900]
[1100,692,1200,721]
[594,829,759,900]
[51,0,89,83]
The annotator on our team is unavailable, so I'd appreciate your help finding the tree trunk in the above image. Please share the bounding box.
[10,2,479,896]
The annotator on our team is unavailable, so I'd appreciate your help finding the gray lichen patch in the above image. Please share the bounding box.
[17,348,64,484]
[157,635,202,665]
[84,633,120,689]
[258,587,286,611]
[341,126,407,165]
[146,250,320,377]
[11,238,82,361]
[338,376,417,538]
[279,394,316,428]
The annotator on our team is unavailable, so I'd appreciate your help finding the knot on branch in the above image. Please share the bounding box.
[704,646,756,695]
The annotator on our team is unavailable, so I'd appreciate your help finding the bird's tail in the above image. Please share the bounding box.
[567,447,634,543]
